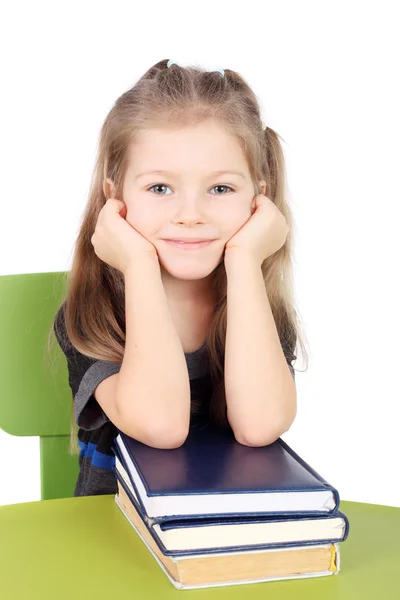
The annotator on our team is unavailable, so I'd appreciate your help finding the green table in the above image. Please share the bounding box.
[0,496,399,599]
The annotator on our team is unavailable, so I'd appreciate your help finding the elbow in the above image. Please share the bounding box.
[132,421,189,450]
[115,396,190,449]
[233,412,297,448]
[234,428,281,447]
[150,427,189,449]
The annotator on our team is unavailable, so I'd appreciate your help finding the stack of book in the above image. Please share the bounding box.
[111,420,349,590]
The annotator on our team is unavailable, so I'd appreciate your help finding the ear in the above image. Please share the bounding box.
[258,180,267,195]
[103,178,117,199]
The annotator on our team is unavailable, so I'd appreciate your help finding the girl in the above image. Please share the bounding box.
[52,58,307,497]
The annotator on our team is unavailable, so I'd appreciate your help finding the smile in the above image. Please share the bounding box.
[162,240,215,250]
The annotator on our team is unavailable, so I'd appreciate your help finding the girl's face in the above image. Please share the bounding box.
[120,119,265,290]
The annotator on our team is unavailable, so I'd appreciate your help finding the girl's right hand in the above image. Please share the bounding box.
[91,198,159,275]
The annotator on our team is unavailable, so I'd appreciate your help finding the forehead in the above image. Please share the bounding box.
[127,121,250,178]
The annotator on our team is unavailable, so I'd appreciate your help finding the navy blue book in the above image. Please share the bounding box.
[114,462,349,556]
[111,419,341,522]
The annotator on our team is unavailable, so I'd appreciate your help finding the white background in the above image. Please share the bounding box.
[0,0,399,507]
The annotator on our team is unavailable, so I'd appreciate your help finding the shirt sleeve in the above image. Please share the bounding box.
[53,306,122,431]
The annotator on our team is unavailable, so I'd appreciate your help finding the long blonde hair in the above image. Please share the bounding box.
[47,59,308,456]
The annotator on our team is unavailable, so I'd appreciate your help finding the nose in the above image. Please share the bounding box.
[173,195,206,225]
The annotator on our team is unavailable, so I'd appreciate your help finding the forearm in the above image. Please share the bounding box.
[115,257,191,448]
[224,254,297,446]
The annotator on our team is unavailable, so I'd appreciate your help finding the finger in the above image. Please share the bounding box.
[107,198,127,217]
[106,198,125,210]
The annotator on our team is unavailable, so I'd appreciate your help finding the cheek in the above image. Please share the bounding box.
[222,207,251,236]
[125,204,159,232]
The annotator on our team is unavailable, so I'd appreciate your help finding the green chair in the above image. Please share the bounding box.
[0,271,79,500]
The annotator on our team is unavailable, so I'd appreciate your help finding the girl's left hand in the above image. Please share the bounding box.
[225,194,289,266]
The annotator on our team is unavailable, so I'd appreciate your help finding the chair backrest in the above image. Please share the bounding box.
[0,271,79,500]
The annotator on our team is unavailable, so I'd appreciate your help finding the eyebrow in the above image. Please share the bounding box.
[134,169,247,181]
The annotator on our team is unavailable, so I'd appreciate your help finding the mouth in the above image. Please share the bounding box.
[162,239,215,250]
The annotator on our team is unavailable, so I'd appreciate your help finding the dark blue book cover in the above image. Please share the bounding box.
[112,419,341,520]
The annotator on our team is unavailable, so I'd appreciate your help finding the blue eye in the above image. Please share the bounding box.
[147,184,235,195]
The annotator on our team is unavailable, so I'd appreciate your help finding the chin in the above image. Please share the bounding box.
[158,256,221,279]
